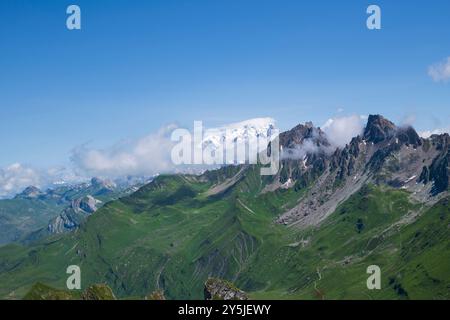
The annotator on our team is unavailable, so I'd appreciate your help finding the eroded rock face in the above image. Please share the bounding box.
[363,114,396,144]
[280,121,330,149]
[417,134,449,195]
[78,195,98,213]
[48,195,100,234]
[146,290,166,300]
[396,126,422,147]
[276,114,449,227]
[204,278,248,300]
[277,122,331,188]
[81,284,116,300]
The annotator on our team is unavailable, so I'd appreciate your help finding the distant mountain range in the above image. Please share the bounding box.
[0,177,151,245]
[0,114,448,300]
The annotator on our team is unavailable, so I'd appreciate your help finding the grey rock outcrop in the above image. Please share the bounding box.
[204,278,248,300]
[48,195,100,234]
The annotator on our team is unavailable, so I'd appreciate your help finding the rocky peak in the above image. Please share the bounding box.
[395,126,422,147]
[69,195,98,214]
[48,195,99,234]
[280,122,329,149]
[15,186,43,199]
[363,114,397,144]
[77,195,98,214]
[91,177,116,190]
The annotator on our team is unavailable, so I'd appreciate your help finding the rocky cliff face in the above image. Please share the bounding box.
[271,122,332,192]
[363,114,397,144]
[204,278,248,300]
[48,195,100,234]
[81,284,116,300]
[418,133,450,195]
[280,121,330,149]
[276,114,449,227]
[145,290,166,300]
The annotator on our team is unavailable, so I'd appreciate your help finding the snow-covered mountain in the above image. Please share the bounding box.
[201,117,277,159]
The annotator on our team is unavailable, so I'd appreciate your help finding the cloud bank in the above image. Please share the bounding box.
[73,118,277,177]
[71,124,178,178]
[0,114,446,198]
[0,118,277,197]
[0,163,79,198]
[0,164,41,198]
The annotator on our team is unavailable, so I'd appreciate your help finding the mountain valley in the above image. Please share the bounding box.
[0,115,448,300]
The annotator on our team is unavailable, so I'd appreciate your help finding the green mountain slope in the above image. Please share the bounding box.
[0,197,65,245]
[0,165,448,299]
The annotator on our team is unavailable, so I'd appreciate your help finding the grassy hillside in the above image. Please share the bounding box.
[0,198,65,245]
[0,167,448,300]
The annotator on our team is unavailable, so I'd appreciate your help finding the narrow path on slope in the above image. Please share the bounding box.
[237,198,256,215]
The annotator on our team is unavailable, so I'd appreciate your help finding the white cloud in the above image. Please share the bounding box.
[12,114,448,199]
[280,116,364,161]
[0,163,78,198]
[281,138,326,160]
[0,164,41,198]
[321,115,366,148]
[0,129,179,197]
[1,118,279,197]
[72,118,278,177]
[428,57,450,82]
[71,124,178,178]
[419,126,450,138]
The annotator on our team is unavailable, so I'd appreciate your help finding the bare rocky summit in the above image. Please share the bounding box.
[275,114,449,227]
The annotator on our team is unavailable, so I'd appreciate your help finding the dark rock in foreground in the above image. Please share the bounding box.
[146,289,166,300]
[23,283,116,300]
[204,278,248,300]
[81,284,116,300]
[23,283,75,300]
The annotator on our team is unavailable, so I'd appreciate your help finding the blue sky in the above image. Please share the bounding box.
[0,0,449,170]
